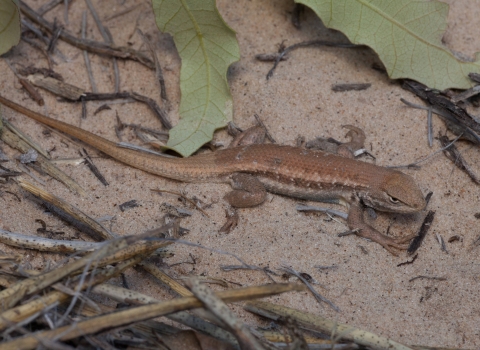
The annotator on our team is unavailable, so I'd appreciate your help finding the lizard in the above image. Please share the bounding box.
[0,95,426,254]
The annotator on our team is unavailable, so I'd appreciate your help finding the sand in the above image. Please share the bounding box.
[0,0,479,347]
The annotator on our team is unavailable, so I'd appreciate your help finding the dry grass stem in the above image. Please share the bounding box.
[0,122,87,195]
[0,232,168,331]
[20,1,154,69]
[0,229,102,252]
[17,178,114,241]
[245,301,414,350]
[0,230,143,309]
[140,261,192,297]
[92,283,239,345]
[186,278,266,349]
[2,283,302,350]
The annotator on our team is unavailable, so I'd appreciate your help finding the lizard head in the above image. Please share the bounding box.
[361,171,426,213]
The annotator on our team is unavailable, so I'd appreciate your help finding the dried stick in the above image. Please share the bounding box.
[2,284,302,350]
[81,11,97,93]
[19,1,154,69]
[85,0,120,92]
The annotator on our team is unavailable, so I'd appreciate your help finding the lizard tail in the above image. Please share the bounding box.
[0,95,218,182]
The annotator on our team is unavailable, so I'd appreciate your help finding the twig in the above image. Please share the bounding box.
[85,0,109,42]
[278,265,339,312]
[122,122,169,139]
[468,72,480,83]
[401,97,476,144]
[314,265,338,271]
[438,134,480,184]
[20,37,55,69]
[130,92,171,129]
[245,301,413,350]
[221,263,278,283]
[78,91,171,129]
[47,21,62,53]
[20,1,154,69]
[37,0,63,16]
[427,106,433,147]
[151,188,210,218]
[0,231,135,309]
[337,228,361,237]
[296,204,348,219]
[387,131,463,169]
[255,53,288,62]
[186,278,266,350]
[137,29,168,103]
[22,17,68,63]
[331,83,371,92]
[397,254,418,267]
[451,85,480,103]
[81,11,97,93]
[117,141,166,156]
[2,284,302,349]
[80,148,109,186]
[119,199,139,212]
[267,40,360,79]
[91,283,238,345]
[85,0,120,92]
[1,121,87,195]
[103,4,142,22]
[93,104,111,115]
[17,178,115,241]
[6,60,44,106]
[17,67,64,81]
[436,233,448,254]
[402,80,480,143]
[21,18,49,45]
[28,73,86,100]
[3,301,60,338]
[63,0,70,25]
[424,191,434,206]
[291,3,304,29]
[409,275,447,282]
[0,228,102,252]
[407,211,435,254]
[0,232,170,331]
[112,42,120,92]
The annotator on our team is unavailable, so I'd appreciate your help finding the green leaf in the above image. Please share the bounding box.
[152,0,240,156]
[297,0,480,90]
[0,0,20,55]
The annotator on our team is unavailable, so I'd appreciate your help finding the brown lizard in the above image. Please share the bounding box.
[0,95,426,254]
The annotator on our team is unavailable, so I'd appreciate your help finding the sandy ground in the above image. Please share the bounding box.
[0,0,479,348]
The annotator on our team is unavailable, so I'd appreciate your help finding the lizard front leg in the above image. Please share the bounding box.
[346,200,415,255]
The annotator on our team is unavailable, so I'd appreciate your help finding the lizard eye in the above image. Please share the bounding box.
[389,196,400,204]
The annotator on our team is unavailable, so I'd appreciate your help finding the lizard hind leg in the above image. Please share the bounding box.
[228,125,266,148]
[224,173,267,208]
[337,125,366,158]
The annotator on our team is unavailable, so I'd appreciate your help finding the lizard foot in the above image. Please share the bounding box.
[337,125,366,158]
[224,173,267,208]
[361,232,415,256]
[347,202,416,255]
